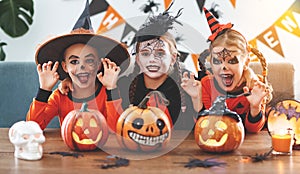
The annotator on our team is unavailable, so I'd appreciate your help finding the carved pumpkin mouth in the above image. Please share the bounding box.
[72,131,102,144]
[128,131,169,146]
[198,133,228,147]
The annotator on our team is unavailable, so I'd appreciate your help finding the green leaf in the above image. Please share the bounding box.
[0,42,7,61]
[0,0,34,37]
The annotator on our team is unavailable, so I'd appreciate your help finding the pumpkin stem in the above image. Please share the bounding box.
[80,102,89,112]
[138,91,169,109]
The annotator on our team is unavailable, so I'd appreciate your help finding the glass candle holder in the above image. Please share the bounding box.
[271,129,293,155]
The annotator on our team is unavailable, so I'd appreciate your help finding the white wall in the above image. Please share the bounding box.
[0,0,299,99]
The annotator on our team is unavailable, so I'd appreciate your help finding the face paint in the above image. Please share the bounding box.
[210,46,246,92]
[63,43,101,89]
[137,38,174,79]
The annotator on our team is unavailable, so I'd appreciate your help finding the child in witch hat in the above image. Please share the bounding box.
[195,7,273,133]
[26,0,130,130]
[60,1,202,131]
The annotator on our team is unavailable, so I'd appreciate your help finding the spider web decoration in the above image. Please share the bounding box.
[274,100,300,121]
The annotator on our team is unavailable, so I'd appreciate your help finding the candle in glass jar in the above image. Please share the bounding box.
[271,133,292,153]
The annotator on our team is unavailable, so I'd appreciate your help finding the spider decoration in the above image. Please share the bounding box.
[209,2,223,19]
[49,151,84,158]
[140,0,161,14]
[248,148,273,162]
[176,158,227,168]
[95,155,130,169]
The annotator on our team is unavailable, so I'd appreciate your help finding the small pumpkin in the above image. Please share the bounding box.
[61,102,109,151]
[194,96,245,153]
[267,99,300,146]
[116,91,171,152]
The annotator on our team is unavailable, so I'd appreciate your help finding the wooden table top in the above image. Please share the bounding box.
[1,128,299,174]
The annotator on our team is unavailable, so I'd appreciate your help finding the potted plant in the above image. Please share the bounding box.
[0,0,34,61]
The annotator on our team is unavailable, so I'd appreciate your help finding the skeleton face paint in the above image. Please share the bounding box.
[8,121,45,160]
[62,43,101,89]
[136,38,174,79]
[210,46,246,92]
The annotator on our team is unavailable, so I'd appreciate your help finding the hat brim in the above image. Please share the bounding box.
[35,33,130,80]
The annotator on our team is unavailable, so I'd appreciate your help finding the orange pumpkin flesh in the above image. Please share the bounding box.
[194,96,245,153]
[61,102,109,151]
[116,91,171,152]
[194,115,244,153]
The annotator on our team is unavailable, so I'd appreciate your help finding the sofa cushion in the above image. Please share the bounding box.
[0,62,59,128]
[250,61,295,106]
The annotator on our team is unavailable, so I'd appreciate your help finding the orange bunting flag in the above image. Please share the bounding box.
[191,53,200,72]
[256,26,284,57]
[275,10,300,38]
[164,0,173,10]
[97,6,125,34]
[229,0,236,8]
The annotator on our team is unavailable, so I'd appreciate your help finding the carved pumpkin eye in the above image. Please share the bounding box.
[132,118,144,129]
[156,119,165,130]
[215,121,227,130]
[90,118,98,127]
[200,119,209,128]
[76,118,83,127]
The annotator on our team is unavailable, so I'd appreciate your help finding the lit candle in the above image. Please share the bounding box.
[271,130,292,153]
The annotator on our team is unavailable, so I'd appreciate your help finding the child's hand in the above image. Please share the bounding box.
[58,77,73,95]
[239,68,258,89]
[37,61,60,91]
[98,58,121,90]
[181,72,201,98]
[181,72,203,112]
[244,80,269,116]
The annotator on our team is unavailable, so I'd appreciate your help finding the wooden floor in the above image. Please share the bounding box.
[1,128,300,174]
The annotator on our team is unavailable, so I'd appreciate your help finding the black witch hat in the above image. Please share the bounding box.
[35,0,130,80]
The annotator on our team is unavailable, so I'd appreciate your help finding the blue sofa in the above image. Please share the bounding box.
[0,61,59,128]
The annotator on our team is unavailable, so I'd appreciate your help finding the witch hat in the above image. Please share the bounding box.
[72,0,93,31]
[203,7,233,42]
[35,0,129,80]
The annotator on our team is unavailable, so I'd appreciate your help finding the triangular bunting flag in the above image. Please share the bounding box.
[178,51,189,62]
[191,53,200,72]
[257,26,284,57]
[290,0,300,14]
[275,10,300,38]
[121,23,137,47]
[229,0,236,8]
[97,6,125,34]
[164,0,173,10]
[89,0,109,16]
[195,0,206,12]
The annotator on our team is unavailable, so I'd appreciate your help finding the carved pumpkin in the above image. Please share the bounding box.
[267,99,300,147]
[194,96,245,153]
[61,102,109,151]
[116,91,171,152]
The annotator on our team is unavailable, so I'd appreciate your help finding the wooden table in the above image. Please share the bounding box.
[1,128,300,174]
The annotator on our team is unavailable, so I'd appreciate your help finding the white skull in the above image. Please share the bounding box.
[8,121,45,160]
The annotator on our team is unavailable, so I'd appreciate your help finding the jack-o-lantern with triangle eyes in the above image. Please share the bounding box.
[61,102,109,151]
[194,96,245,153]
[116,91,172,152]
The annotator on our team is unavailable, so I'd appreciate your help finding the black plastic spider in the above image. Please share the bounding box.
[49,151,84,158]
[95,155,130,169]
[177,158,227,168]
[140,0,160,14]
[209,2,223,19]
[249,148,273,162]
